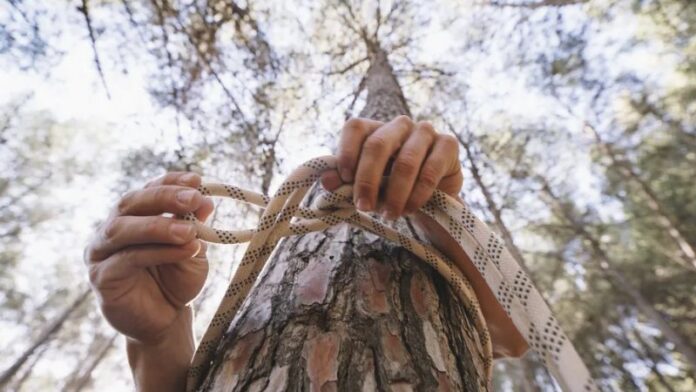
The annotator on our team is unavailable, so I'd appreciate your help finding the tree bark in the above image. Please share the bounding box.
[197,43,489,391]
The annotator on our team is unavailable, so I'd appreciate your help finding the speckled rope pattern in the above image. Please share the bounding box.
[183,156,596,392]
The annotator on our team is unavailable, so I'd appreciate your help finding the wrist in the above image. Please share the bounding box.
[127,307,195,392]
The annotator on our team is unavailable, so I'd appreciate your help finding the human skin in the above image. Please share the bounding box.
[84,116,527,392]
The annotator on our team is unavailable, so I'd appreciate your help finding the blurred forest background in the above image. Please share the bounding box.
[1,0,694,391]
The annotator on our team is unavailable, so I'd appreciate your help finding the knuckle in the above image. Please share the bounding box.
[417,121,436,136]
[163,172,184,183]
[153,186,170,203]
[337,152,355,170]
[82,245,91,264]
[363,135,388,155]
[116,190,136,215]
[392,156,418,176]
[87,264,104,288]
[171,171,196,185]
[101,218,120,241]
[344,117,365,134]
[354,178,375,195]
[419,166,440,188]
[395,115,413,128]
[83,243,97,264]
[440,134,459,150]
[143,218,163,238]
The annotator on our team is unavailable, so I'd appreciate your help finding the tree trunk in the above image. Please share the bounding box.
[538,179,696,370]
[197,43,490,391]
[0,288,91,388]
[6,343,50,392]
[60,332,118,392]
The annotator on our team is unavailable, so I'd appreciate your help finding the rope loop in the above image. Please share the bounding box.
[184,155,597,392]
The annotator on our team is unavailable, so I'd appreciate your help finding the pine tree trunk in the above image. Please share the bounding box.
[197,44,489,391]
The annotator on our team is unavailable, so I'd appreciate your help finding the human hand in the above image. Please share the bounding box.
[84,172,214,346]
[321,116,528,357]
[320,115,463,219]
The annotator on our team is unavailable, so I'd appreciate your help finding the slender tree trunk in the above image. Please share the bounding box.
[197,43,489,391]
[538,179,696,370]
[69,334,118,392]
[0,288,91,388]
[60,332,118,392]
[6,343,50,392]
[587,125,696,270]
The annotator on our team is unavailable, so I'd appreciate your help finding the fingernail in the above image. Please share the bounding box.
[356,197,371,211]
[171,222,194,240]
[179,173,196,184]
[340,168,353,182]
[177,189,197,204]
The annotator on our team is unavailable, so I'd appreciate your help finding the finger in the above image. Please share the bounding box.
[145,172,202,188]
[438,170,464,197]
[88,216,197,262]
[320,170,343,192]
[354,115,414,211]
[404,134,459,214]
[194,240,208,259]
[383,121,436,219]
[115,185,204,217]
[93,241,202,287]
[194,197,215,222]
[336,118,383,182]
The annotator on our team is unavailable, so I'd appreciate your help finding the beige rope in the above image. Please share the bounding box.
[183,156,597,392]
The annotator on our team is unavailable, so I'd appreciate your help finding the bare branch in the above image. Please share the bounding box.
[327,56,368,75]
[77,0,111,99]
[481,0,587,9]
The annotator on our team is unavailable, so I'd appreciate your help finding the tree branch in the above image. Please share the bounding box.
[481,0,587,9]
[77,0,111,99]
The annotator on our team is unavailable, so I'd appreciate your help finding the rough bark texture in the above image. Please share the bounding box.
[198,44,488,391]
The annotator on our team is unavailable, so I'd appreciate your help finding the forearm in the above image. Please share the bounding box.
[411,209,529,358]
[126,307,195,392]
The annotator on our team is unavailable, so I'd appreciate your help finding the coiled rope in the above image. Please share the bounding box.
[183,156,596,392]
